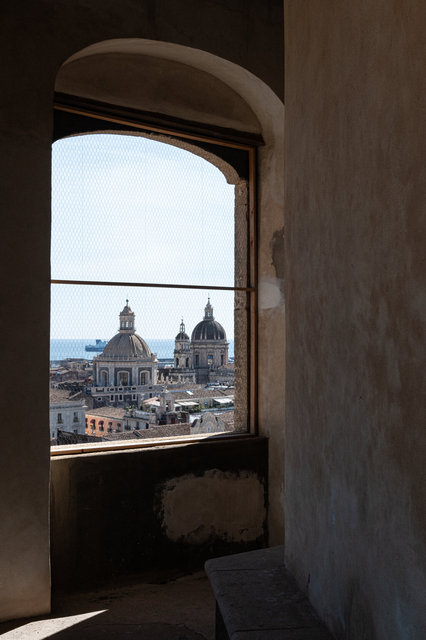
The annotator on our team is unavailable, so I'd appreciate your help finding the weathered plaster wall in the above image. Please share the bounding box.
[0,1,284,620]
[284,2,426,638]
[50,438,267,590]
[161,469,265,544]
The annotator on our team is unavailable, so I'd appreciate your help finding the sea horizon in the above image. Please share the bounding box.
[50,338,234,362]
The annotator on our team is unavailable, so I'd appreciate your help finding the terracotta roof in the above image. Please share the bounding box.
[101,423,191,440]
[49,388,86,404]
[86,407,126,419]
[55,430,102,445]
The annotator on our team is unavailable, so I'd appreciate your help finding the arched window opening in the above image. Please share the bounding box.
[50,101,256,448]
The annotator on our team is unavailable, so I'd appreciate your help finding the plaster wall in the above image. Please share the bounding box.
[50,438,267,590]
[0,0,284,621]
[55,53,262,135]
[284,2,426,638]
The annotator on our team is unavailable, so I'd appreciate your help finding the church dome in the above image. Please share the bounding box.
[176,330,190,340]
[175,319,189,341]
[191,320,226,341]
[98,300,152,359]
[191,299,227,341]
[102,332,152,358]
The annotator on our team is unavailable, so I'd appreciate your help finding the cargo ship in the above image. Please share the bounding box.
[85,339,107,352]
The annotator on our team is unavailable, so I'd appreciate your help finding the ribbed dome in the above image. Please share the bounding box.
[191,319,226,341]
[191,298,227,342]
[101,332,152,358]
[175,330,189,341]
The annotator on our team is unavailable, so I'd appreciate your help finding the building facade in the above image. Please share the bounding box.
[172,299,230,384]
[91,302,158,406]
[49,389,87,440]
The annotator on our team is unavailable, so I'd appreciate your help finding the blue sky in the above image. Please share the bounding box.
[51,133,235,340]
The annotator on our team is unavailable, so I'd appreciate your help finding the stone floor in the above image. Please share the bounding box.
[0,572,215,639]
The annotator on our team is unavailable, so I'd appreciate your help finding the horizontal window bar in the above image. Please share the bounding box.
[54,95,264,150]
[51,279,254,292]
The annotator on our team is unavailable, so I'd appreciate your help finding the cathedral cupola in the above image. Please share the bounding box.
[190,298,228,382]
[119,299,136,333]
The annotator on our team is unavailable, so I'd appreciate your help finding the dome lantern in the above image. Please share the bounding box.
[204,297,214,320]
[98,301,153,359]
[119,299,136,333]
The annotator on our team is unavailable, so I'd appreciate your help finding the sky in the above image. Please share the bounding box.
[51,133,236,340]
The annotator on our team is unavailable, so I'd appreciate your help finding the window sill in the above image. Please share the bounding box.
[50,430,257,457]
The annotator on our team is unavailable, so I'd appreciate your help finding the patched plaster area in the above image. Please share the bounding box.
[159,470,265,544]
[258,277,284,311]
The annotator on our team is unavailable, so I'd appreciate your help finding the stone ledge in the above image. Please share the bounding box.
[205,546,334,640]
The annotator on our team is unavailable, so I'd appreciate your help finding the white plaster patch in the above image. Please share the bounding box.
[258,277,284,310]
[160,470,265,544]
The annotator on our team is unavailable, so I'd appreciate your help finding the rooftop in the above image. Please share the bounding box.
[50,389,85,404]
[86,407,126,419]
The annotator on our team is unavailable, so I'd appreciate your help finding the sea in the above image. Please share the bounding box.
[50,338,234,362]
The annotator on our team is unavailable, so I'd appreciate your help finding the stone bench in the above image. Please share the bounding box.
[205,546,334,639]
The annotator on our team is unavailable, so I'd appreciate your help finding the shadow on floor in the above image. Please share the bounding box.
[0,572,215,639]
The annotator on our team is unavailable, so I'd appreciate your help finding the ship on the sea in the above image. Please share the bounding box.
[85,339,107,352]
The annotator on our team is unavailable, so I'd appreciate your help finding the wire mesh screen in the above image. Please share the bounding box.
[52,133,235,286]
[50,132,249,446]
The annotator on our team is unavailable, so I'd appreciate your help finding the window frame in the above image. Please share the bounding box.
[50,94,258,455]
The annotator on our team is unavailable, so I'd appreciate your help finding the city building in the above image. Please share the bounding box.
[190,298,229,383]
[172,299,231,384]
[49,389,87,440]
[91,301,159,406]
[85,406,132,436]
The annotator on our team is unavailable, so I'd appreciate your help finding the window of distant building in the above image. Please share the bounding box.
[50,96,257,451]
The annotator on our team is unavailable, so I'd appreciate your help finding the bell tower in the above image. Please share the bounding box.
[174,319,191,369]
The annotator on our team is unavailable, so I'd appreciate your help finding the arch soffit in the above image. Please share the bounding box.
[56,38,284,148]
